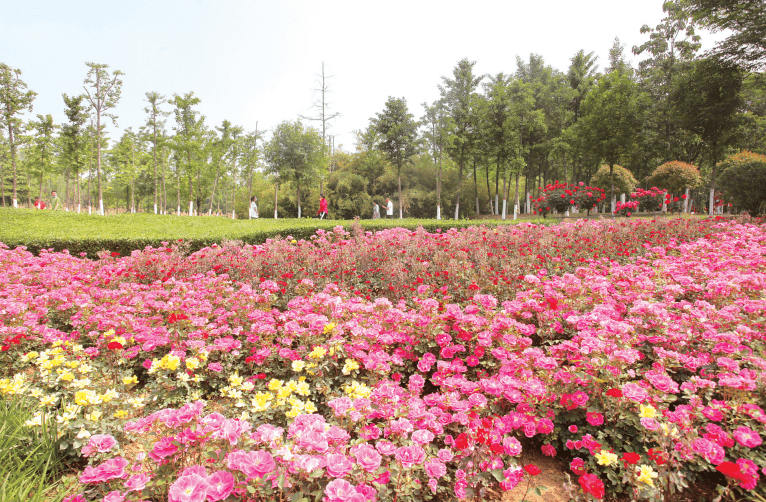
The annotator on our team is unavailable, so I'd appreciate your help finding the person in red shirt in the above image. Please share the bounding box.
[318,195,328,219]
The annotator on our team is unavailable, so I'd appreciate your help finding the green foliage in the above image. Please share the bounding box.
[647,161,702,193]
[0,395,67,502]
[0,209,544,258]
[264,120,323,216]
[683,0,766,69]
[591,165,638,194]
[716,150,766,215]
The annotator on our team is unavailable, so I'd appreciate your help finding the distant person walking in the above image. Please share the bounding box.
[33,196,46,210]
[249,196,259,219]
[318,195,328,219]
[372,201,380,219]
[385,197,394,219]
[49,191,60,210]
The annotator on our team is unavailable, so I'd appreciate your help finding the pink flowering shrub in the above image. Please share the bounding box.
[3,218,766,500]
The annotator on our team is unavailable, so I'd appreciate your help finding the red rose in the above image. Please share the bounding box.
[606,388,623,398]
[524,464,541,476]
[716,461,744,481]
[578,473,604,499]
[111,252,120,257]
[107,341,123,350]
[455,433,469,451]
[621,452,641,466]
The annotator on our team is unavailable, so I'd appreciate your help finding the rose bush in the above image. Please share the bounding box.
[1,217,765,501]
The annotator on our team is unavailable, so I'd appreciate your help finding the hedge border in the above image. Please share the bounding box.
[0,209,546,258]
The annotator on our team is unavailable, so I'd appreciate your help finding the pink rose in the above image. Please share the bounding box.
[168,474,208,502]
[207,362,223,372]
[586,412,604,426]
[102,491,125,502]
[375,440,397,456]
[124,473,150,492]
[324,479,356,502]
[395,445,426,468]
[353,445,382,473]
[621,383,648,403]
[437,448,454,462]
[425,458,447,479]
[206,471,234,501]
[734,426,762,448]
[237,450,276,479]
[692,438,725,465]
[411,429,435,445]
[503,437,522,456]
[150,436,178,461]
[326,453,354,478]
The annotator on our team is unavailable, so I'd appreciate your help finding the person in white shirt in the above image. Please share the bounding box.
[385,198,394,219]
[249,196,259,219]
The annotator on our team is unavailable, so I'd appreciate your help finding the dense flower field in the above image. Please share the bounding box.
[1,218,764,502]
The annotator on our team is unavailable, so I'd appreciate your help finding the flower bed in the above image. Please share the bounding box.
[1,218,764,501]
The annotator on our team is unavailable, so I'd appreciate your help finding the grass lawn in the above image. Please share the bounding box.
[0,208,546,257]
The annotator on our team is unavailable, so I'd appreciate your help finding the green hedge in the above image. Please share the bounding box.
[0,209,546,258]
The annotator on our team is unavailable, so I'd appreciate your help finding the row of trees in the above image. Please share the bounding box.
[1,1,764,218]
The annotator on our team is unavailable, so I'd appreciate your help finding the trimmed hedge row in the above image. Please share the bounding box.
[0,209,546,258]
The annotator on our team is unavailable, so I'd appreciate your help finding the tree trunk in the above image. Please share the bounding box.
[398,166,403,219]
[297,178,302,218]
[209,158,221,216]
[436,143,442,220]
[96,112,104,215]
[274,183,278,219]
[473,156,479,215]
[454,160,463,220]
[9,124,17,208]
[609,162,615,214]
[1,160,5,207]
[161,146,167,214]
[153,127,158,214]
[486,161,493,215]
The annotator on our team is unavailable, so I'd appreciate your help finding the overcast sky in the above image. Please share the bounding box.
[3,0,724,151]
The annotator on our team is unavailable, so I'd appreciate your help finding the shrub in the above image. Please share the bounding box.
[532,182,605,217]
[630,187,667,212]
[613,200,639,217]
[647,161,702,195]
[590,165,638,196]
[717,151,766,215]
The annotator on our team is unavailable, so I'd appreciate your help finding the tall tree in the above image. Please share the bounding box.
[683,0,766,69]
[144,92,169,214]
[82,62,123,215]
[421,100,449,219]
[0,63,36,208]
[170,92,206,215]
[578,70,643,210]
[208,120,240,215]
[371,97,419,219]
[482,73,519,218]
[264,120,322,218]
[241,125,263,210]
[299,62,340,197]
[27,114,56,202]
[61,93,88,211]
[672,57,743,214]
[440,58,484,219]
[633,1,701,163]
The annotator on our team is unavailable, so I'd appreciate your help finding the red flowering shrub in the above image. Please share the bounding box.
[630,187,667,212]
[614,200,639,217]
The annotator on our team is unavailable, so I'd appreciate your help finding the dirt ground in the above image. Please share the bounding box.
[503,451,571,502]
